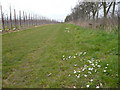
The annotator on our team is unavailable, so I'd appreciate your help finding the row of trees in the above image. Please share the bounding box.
[65,1,118,29]
[0,5,58,31]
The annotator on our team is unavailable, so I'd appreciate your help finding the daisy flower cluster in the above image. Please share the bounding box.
[62,51,87,61]
[61,52,110,88]
[65,28,70,33]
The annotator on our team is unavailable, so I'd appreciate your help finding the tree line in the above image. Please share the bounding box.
[65,1,119,30]
[0,5,58,31]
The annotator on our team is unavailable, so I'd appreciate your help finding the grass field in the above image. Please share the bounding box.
[2,24,118,88]
[0,33,2,89]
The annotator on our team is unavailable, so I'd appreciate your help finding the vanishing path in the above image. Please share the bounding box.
[2,24,118,88]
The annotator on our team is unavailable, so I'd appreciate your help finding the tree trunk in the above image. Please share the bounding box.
[103,2,107,18]
[19,11,21,28]
[112,2,116,18]
[14,9,17,30]
[0,5,5,30]
[9,6,12,30]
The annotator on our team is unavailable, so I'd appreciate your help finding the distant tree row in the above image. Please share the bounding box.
[65,2,117,21]
[0,5,58,31]
[65,1,118,29]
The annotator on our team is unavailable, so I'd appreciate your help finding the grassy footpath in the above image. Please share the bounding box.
[2,24,118,88]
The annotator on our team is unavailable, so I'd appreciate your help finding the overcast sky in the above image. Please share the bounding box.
[0,0,78,21]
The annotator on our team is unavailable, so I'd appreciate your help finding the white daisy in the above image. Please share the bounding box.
[74,70,76,73]
[76,53,78,55]
[63,58,65,60]
[84,74,87,77]
[104,70,106,72]
[95,62,98,64]
[105,67,107,69]
[88,71,92,74]
[89,61,92,64]
[97,65,101,68]
[82,68,85,71]
[73,56,76,58]
[68,56,71,59]
[68,74,71,76]
[74,64,77,66]
[94,69,97,72]
[96,86,100,88]
[83,52,87,55]
[88,68,91,70]
[77,75,80,78]
[84,65,87,67]
[90,79,93,82]
[86,85,90,88]
[91,63,94,66]
[73,86,76,88]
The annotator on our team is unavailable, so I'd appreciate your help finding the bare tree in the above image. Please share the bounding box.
[14,9,17,30]
[19,10,22,28]
[0,5,5,30]
[9,6,12,30]
[112,2,116,18]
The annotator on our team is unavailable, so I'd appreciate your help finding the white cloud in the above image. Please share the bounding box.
[0,0,78,21]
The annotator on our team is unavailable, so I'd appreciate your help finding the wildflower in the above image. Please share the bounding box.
[74,64,77,66]
[78,70,81,73]
[63,55,65,57]
[76,53,78,55]
[73,86,76,88]
[63,58,65,60]
[94,69,97,72]
[65,28,69,30]
[105,67,107,69]
[68,74,71,76]
[88,60,92,63]
[74,70,76,73]
[47,73,52,77]
[96,86,100,88]
[97,65,101,68]
[91,63,94,66]
[86,85,90,88]
[82,68,85,71]
[84,65,87,67]
[79,52,82,56]
[84,74,87,77]
[68,56,71,59]
[100,83,103,87]
[107,64,109,66]
[104,70,106,72]
[88,68,91,70]
[95,62,98,64]
[77,75,80,78]
[88,71,92,74]
[73,56,76,58]
[88,68,93,71]
[83,52,87,55]
[90,79,93,82]
[91,68,93,70]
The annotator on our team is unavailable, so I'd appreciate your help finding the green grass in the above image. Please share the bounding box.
[2,24,118,88]
[0,33,2,89]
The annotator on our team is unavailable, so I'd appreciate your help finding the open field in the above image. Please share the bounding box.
[2,24,118,88]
